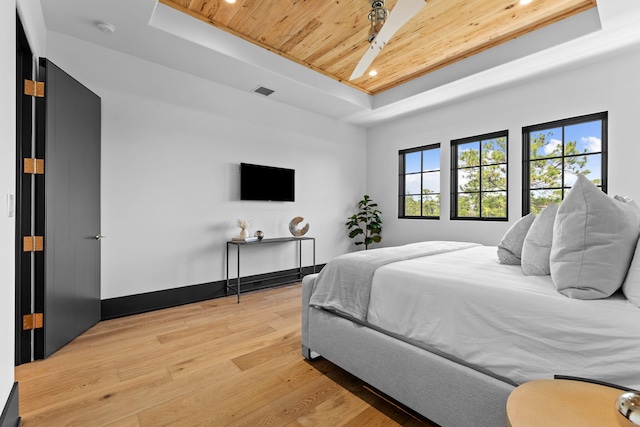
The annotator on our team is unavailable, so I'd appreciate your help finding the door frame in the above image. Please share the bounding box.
[15,12,34,366]
[15,17,102,364]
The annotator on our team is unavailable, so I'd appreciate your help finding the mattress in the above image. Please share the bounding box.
[366,245,640,389]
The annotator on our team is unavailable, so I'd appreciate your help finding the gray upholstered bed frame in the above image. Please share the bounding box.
[301,273,515,427]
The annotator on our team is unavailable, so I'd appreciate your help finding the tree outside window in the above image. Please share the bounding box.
[399,144,441,219]
[523,112,607,215]
[451,131,508,220]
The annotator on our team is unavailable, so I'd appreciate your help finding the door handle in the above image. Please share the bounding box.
[95,235,106,240]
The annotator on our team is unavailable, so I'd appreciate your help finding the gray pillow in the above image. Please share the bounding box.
[521,204,558,276]
[497,213,536,265]
[550,176,640,299]
[622,237,640,308]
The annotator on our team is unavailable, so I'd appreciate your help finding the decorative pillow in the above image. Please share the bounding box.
[521,204,558,276]
[497,213,536,265]
[623,237,640,308]
[550,175,640,299]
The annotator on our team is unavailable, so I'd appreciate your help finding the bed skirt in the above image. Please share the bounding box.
[301,274,514,427]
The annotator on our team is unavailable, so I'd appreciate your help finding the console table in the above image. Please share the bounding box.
[226,237,316,302]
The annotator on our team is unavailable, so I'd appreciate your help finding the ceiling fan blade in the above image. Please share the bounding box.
[350,0,427,81]
[349,44,381,81]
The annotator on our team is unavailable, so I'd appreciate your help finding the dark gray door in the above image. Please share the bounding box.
[35,59,101,359]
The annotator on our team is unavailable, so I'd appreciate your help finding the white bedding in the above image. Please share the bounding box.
[367,245,640,389]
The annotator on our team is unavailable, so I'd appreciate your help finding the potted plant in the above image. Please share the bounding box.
[346,194,382,250]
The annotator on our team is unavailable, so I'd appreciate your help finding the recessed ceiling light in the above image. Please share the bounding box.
[225,0,236,3]
[519,0,533,4]
[369,70,378,77]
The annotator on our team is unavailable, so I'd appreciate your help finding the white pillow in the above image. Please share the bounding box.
[550,176,640,299]
[623,237,640,308]
[497,213,536,265]
[521,204,558,276]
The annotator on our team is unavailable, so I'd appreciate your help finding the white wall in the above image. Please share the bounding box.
[46,32,367,299]
[368,44,640,248]
[0,0,16,409]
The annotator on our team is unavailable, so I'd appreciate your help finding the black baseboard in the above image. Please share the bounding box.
[101,265,323,320]
[0,383,20,427]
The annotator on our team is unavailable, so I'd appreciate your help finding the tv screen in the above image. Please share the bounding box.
[240,163,295,202]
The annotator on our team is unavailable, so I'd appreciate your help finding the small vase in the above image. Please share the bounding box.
[240,228,248,239]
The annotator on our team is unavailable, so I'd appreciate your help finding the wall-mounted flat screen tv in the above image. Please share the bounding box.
[240,163,295,202]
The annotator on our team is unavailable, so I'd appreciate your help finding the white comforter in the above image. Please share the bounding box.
[309,241,479,320]
[367,245,640,389]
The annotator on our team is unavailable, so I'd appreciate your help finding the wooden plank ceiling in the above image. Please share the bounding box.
[159,0,597,95]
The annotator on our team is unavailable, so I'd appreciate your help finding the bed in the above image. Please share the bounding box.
[302,179,640,426]
[301,241,640,426]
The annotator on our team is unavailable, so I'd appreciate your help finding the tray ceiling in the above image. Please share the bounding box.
[159,0,597,95]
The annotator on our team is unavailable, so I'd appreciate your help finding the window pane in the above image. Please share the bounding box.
[529,159,562,189]
[565,153,601,182]
[405,151,421,174]
[481,164,507,191]
[458,168,479,192]
[457,193,479,217]
[404,195,421,216]
[422,194,440,217]
[423,148,440,172]
[405,173,421,194]
[564,154,602,188]
[529,189,562,215]
[400,144,441,218]
[481,192,507,218]
[530,128,562,159]
[452,132,507,220]
[457,142,480,167]
[422,171,440,194]
[565,120,602,155]
[481,137,507,165]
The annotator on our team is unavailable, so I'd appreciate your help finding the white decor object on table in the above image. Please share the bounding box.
[289,216,309,237]
[236,219,249,239]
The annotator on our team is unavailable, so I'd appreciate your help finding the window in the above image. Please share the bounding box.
[398,144,441,218]
[523,112,607,215]
[451,131,508,220]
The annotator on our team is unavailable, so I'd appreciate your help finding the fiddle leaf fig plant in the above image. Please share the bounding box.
[346,194,382,250]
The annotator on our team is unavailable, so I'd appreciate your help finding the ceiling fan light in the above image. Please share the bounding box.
[367,0,389,43]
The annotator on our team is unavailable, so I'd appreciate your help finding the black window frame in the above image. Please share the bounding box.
[522,112,608,215]
[450,130,509,221]
[398,143,441,219]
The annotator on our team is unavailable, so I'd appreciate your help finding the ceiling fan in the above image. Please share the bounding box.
[349,0,427,81]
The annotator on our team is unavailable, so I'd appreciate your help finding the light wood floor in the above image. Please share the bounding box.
[15,284,437,426]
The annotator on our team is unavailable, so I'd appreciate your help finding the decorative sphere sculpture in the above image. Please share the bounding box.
[289,216,309,237]
[616,391,640,426]
[254,230,264,240]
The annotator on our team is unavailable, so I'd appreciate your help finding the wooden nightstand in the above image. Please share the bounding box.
[507,379,625,427]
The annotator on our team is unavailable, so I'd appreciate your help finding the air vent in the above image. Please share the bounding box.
[252,86,275,97]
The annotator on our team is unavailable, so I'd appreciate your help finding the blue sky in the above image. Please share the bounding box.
[405,148,440,195]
